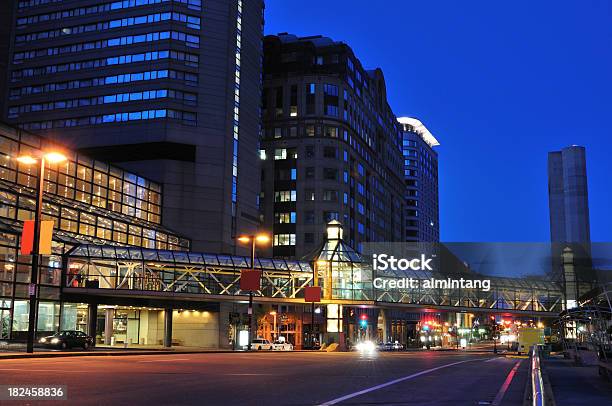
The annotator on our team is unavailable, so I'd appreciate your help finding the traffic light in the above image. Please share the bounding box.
[359,314,368,328]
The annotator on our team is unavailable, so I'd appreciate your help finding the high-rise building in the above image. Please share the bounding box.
[548,145,591,245]
[398,117,439,242]
[548,146,595,293]
[0,0,264,253]
[260,33,405,258]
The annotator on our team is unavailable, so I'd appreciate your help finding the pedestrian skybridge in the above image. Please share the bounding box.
[64,243,564,316]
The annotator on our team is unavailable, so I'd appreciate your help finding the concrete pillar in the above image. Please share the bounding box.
[163,308,173,348]
[87,303,97,347]
[104,308,114,345]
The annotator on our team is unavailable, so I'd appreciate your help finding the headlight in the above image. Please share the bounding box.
[39,338,46,343]
[356,341,375,352]
[51,338,60,344]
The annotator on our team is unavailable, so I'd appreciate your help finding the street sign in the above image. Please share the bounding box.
[28,283,36,296]
[304,286,322,302]
[240,270,261,291]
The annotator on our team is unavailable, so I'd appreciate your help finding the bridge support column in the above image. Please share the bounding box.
[87,303,97,347]
[104,308,113,345]
[163,308,173,348]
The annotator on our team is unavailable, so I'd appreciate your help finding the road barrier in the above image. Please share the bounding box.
[530,345,545,406]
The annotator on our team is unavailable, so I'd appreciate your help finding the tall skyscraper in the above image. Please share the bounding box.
[548,146,595,294]
[260,34,405,258]
[398,117,439,242]
[1,0,264,253]
[548,145,591,245]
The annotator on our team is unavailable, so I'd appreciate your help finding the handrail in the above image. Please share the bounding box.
[531,345,545,406]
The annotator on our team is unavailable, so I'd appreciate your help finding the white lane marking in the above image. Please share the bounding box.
[485,357,503,362]
[223,373,276,376]
[0,368,90,373]
[317,358,489,406]
[137,358,189,363]
[491,360,521,406]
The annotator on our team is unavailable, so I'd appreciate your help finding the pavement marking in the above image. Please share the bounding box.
[485,357,504,363]
[0,368,90,373]
[317,357,489,406]
[137,358,190,363]
[223,373,276,376]
[491,360,522,406]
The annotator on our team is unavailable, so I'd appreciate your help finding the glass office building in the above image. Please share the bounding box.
[0,122,188,340]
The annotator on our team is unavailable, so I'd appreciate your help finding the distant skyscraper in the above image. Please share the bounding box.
[548,146,591,245]
[548,146,595,293]
[398,117,439,242]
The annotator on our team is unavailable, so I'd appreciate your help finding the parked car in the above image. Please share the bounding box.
[39,330,94,350]
[272,340,293,351]
[248,338,273,351]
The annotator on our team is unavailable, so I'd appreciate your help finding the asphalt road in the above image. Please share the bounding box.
[0,351,527,405]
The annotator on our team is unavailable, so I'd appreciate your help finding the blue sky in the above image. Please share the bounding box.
[264,0,612,242]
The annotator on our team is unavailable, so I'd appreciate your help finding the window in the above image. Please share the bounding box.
[323,190,338,201]
[325,127,338,138]
[275,212,296,224]
[357,183,365,196]
[305,145,315,158]
[323,168,337,180]
[290,168,297,180]
[304,211,315,224]
[274,234,296,246]
[274,149,287,160]
[305,167,315,179]
[323,211,339,222]
[290,85,298,117]
[306,125,315,137]
[259,149,267,160]
[274,190,296,202]
[357,202,365,215]
[357,163,365,176]
[306,83,316,114]
[324,84,338,96]
[305,189,315,201]
[323,146,336,158]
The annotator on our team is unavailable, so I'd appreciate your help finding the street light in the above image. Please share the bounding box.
[237,233,270,351]
[269,310,277,341]
[16,151,67,353]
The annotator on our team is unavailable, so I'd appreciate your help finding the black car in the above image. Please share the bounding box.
[39,330,94,350]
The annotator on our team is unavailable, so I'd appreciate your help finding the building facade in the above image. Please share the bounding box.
[260,34,405,258]
[1,0,265,253]
[0,122,190,341]
[398,117,439,242]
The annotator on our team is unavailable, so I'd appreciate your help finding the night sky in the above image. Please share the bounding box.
[264,0,612,242]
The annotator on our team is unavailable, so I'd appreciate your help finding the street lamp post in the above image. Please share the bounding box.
[237,234,270,351]
[270,310,277,341]
[17,152,67,353]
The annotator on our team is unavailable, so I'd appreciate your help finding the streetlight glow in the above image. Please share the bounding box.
[16,155,37,165]
[237,236,251,243]
[255,234,270,244]
[44,152,67,164]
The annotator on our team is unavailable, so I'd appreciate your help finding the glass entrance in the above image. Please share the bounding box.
[0,299,10,339]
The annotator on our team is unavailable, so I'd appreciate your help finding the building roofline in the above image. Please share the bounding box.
[397,117,440,147]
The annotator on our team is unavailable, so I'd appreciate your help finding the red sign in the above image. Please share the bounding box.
[240,270,262,291]
[20,220,35,255]
[304,286,322,302]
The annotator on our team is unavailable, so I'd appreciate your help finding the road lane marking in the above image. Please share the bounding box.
[0,368,90,373]
[491,360,521,406]
[317,358,489,406]
[137,358,189,363]
[485,357,504,362]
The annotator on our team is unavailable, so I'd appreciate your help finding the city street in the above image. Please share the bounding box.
[0,351,527,405]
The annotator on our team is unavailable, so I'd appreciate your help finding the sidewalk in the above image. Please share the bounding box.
[543,355,612,405]
[0,343,238,360]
